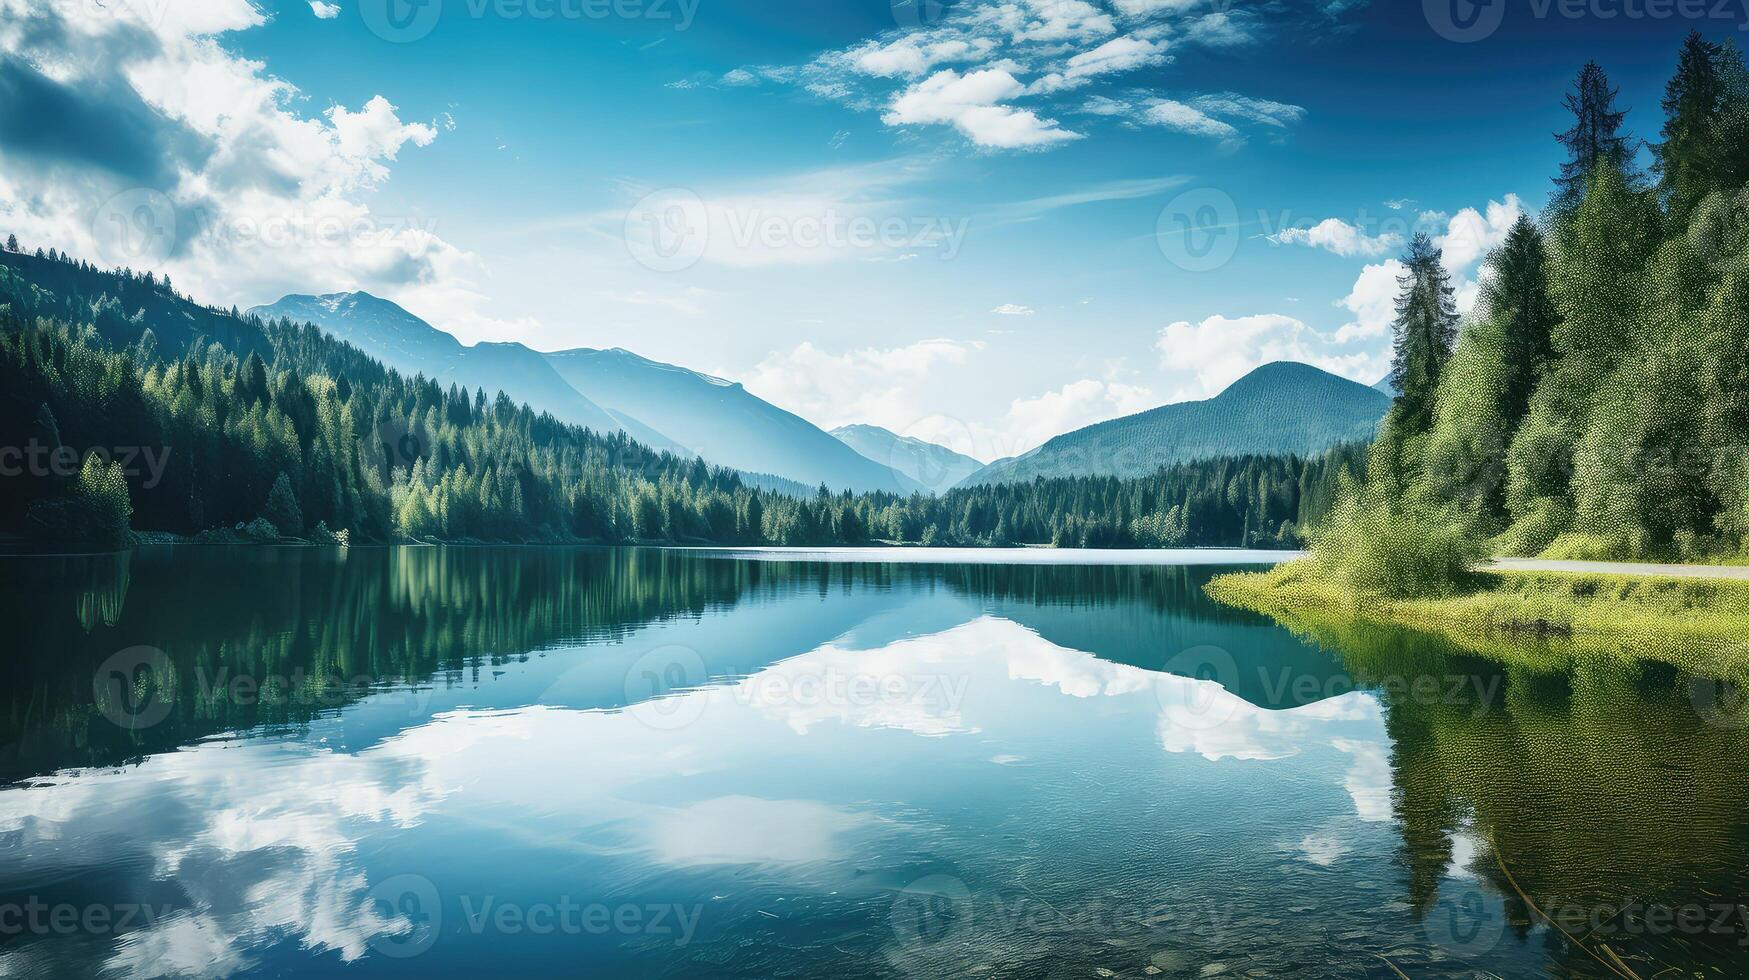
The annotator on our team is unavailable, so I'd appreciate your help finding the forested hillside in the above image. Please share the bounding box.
[255,292,920,494]
[1312,33,1749,594]
[250,292,681,451]
[962,361,1389,486]
[0,245,1357,550]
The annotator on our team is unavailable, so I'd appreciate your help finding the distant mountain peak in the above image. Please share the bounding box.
[829,424,982,494]
[1222,360,1370,397]
[957,360,1387,487]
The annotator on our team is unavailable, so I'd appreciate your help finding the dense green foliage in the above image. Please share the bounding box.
[1323,34,1749,594]
[0,247,1357,549]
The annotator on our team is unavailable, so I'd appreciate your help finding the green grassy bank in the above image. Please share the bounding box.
[1207,560,1749,674]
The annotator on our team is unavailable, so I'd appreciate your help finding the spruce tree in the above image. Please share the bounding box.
[1479,216,1559,430]
[263,472,303,535]
[1656,32,1727,219]
[1554,61,1634,214]
[1388,234,1460,435]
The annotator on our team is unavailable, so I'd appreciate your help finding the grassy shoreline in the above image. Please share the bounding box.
[1207,560,1749,674]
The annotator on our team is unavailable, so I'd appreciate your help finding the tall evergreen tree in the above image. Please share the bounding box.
[1656,32,1727,219]
[1388,234,1460,434]
[1553,61,1634,214]
[1478,216,1559,430]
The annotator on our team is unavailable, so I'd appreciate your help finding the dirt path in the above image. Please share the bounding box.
[1489,557,1749,581]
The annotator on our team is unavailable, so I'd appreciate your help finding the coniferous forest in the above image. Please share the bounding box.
[0,247,1356,552]
[1309,33,1749,594]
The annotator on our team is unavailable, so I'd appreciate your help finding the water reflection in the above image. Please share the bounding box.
[0,547,1745,978]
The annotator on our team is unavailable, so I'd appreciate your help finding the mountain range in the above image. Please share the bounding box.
[958,362,1390,486]
[830,424,985,494]
[250,293,922,495]
[543,348,922,495]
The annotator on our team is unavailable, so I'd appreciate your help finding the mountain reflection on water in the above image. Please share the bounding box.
[1,546,1746,979]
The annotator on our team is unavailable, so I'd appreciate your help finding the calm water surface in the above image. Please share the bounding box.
[1,546,1746,978]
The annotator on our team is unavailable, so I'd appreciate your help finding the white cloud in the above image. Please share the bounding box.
[991,303,1035,316]
[1332,738,1394,822]
[1269,218,1402,258]
[1332,260,1406,344]
[1112,0,1203,16]
[995,378,1157,453]
[1136,92,1307,145]
[1185,11,1260,47]
[852,35,995,77]
[1027,35,1168,93]
[1190,92,1306,129]
[1081,94,1134,115]
[0,0,466,321]
[742,339,1157,460]
[741,339,982,432]
[1156,313,1386,400]
[1435,193,1522,273]
[991,0,1118,43]
[725,0,1347,155]
[309,1,341,18]
[1141,99,1239,142]
[884,68,1081,148]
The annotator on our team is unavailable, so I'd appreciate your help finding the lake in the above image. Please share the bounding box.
[1,546,1746,978]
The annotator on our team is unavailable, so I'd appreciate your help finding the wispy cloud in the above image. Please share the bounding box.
[996,175,1190,219]
[703,0,1353,153]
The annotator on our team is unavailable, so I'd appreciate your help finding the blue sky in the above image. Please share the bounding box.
[0,0,1738,459]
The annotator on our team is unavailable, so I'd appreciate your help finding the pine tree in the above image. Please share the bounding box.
[4,234,16,252]
[1388,234,1460,435]
[1656,32,1727,219]
[240,351,270,407]
[1554,61,1635,214]
[1479,216,1559,430]
[263,472,304,535]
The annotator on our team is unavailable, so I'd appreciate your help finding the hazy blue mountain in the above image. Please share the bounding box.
[830,424,984,494]
[1373,374,1398,396]
[249,293,679,451]
[545,349,924,495]
[958,361,1389,486]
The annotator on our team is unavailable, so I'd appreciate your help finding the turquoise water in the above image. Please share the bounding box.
[1,546,1746,978]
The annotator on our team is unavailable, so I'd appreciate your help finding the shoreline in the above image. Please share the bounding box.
[1206,560,1749,675]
